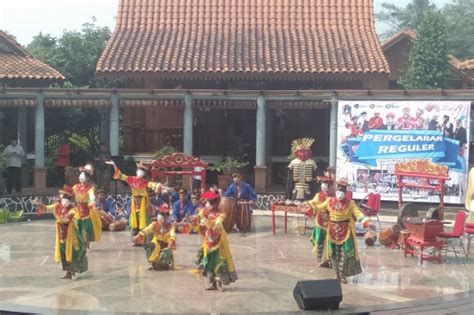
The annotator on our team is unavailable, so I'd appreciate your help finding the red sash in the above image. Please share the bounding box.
[315,211,329,229]
[77,203,90,218]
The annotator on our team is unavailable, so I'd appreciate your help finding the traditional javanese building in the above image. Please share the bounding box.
[95,0,390,189]
[0,30,64,150]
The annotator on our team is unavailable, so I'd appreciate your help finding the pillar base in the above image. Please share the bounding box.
[254,166,267,193]
[34,167,47,194]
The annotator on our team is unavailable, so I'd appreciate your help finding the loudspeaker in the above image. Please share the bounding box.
[293,279,342,310]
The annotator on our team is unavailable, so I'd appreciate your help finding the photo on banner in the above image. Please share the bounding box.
[336,101,470,204]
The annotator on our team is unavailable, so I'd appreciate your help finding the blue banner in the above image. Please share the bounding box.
[340,130,465,172]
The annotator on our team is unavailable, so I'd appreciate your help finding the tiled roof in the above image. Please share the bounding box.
[97,0,389,79]
[0,30,65,80]
[381,29,416,51]
[456,59,474,71]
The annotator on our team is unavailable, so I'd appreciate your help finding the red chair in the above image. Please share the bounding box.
[465,223,474,257]
[358,192,381,228]
[438,211,467,259]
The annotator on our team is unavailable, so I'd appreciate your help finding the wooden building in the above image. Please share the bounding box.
[96,0,390,189]
[382,29,474,89]
[0,30,64,150]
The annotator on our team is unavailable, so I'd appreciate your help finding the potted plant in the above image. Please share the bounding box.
[208,157,249,190]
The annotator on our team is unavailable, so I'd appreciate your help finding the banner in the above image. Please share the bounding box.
[337,101,470,204]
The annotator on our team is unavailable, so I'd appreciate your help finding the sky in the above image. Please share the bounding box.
[0,0,453,46]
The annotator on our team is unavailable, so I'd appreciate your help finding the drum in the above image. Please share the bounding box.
[379,224,402,246]
[109,220,127,232]
[236,202,252,233]
[364,230,377,246]
[99,211,114,231]
[220,197,237,233]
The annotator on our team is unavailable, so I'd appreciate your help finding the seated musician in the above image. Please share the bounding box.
[171,189,195,232]
[223,173,257,203]
[96,188,127,232]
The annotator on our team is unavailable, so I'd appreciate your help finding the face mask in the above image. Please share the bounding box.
[157,214,165,223]
[136,169,145,178]
[336,191,345,201]
[321,183,328,192]
[205,201,211,208]
[61,198,71,207]
[79,172,87,183]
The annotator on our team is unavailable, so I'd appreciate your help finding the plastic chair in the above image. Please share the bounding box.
[438,211,467,259]
[357,193,381,228]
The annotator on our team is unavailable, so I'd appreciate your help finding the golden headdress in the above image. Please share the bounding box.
[291,138,315,152]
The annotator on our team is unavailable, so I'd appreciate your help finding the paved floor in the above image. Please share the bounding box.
[0,215,473,314]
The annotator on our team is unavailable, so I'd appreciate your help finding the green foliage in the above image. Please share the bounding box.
[442,0,474,59]
[153,146,178,160]
[208,157,249,175]
[399,11,451,89]
[27,19,111,87]
[0,209,24,224]
[377,0,436,39]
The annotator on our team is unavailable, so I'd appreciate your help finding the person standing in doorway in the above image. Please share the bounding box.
[3,138,25,194]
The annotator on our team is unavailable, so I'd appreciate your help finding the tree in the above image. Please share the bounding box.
[376,0,436,39]
[399,11,451,89]
[443,0,474,59]
[27,19,111,87]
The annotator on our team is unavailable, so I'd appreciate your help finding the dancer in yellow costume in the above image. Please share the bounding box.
[106,160,163,244]
[34,186,88,280]
[465,167,474,223]
[134,204,176,270]
[309,179,368,284]
[73,164,102,249]
[192,191,238,291]
[305,175,333,268]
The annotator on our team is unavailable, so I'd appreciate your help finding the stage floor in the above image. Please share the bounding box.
[0,216,473,314]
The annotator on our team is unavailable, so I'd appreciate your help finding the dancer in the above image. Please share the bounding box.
[305,175,334,268]
[34,186,88,280]
[193,191,238,291]
[105,160,163,244]
[308,179,368,283]
[73,164,102,249]
[134,205,176,270]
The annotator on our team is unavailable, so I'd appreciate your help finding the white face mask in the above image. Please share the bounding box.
[321,183,328,192]
[78,172,87,183]
[61,198,71,207]
[336,191,345,201]
[157,214,165,223]
[136,169,145,178]
[205,201,211,208]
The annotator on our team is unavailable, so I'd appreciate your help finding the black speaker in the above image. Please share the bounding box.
[293,279,342,310]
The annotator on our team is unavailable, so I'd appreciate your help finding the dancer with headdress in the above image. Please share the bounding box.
[134,204,176,270]
[286,138,317,201]
[73,164,102,249]
[105,160,163,245]
[34,186,88,280]
[192,191,238,291]
[308,179,369,283]
[305,175,334,268]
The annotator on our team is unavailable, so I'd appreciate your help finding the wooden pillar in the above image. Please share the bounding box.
[110,93,119,156]
[329,96,338,168]
[183,93,193,156]
[34,94,46,192]
[254,95,267,192]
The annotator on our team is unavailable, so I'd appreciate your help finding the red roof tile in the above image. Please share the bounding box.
[456,59,474,71]
[0,30,65,81]
[97,0,389,79]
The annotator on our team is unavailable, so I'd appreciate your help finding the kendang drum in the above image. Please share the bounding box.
[220,197,237,232]
[236,201,252,233]
[109,220,127,232]
[379,224,402,247]
[99,211,114,231]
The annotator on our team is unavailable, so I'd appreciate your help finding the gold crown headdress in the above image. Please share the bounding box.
[291,138,315,153]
